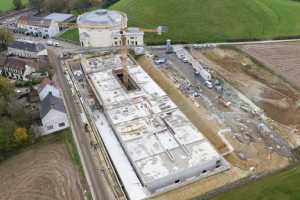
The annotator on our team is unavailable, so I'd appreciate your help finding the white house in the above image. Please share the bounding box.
[0,57,37,81]
[38,78,61,101]
[40,93,69,135]
[8,40,47,58]
[17,16,60,38]
[77,9,144,48]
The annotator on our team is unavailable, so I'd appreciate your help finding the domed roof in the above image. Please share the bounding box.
[77,9,126,27]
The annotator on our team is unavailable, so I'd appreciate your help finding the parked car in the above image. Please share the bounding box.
[182,57,189,63]
[205,80,213,89]
[154,57,167,65]
[47,40,60,47]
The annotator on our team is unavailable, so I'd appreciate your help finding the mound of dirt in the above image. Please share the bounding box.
[0,142,83,200]
[260,98,290,110]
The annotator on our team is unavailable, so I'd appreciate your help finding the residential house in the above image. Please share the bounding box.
[40,93,69,135]
[0,57,37,81]
[8,40,47,59]
[17,16,60,38]
[37,78,61,101]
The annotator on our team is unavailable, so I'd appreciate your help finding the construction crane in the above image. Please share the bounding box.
[60,22,167,89]
[119,25,167,89]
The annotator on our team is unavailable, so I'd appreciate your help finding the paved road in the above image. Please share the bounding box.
[48,48,115,200]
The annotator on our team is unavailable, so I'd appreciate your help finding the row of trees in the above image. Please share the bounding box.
[28,0,101,13]
[0,78,32,161]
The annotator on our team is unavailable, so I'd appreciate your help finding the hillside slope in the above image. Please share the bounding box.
[111,0,300,43]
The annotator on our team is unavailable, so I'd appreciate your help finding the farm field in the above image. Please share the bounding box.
[239,42,300,90]
[111,0,300,44]
[0,130,85,200]
[0,0,28,12]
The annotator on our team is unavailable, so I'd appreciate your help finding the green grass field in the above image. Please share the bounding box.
[203,165,300,200]
[0,0,28,12]
[110,0,300,44]
[60,29,79,43]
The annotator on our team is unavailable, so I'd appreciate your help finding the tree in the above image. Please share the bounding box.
[0,29,14,49]
[71,0,91,10]
[29,0,44,12]
[44,0,68,12]
[0,77,14,101]
[14,128,28,144]
[13,0,24,10]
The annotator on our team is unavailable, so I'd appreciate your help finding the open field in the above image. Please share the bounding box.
[210,165,300,200]
[60,29,80,43]
[0,0,28,12]
[239,42,300,90]
[0,130,84,200]
[111,0,300,44]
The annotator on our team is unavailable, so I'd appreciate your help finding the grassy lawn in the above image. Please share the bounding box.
[202,165,300,200]
[110,0,300,44]
[0,0,28,12]
[59,29,80,43]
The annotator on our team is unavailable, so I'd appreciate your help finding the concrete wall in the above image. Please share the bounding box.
[79,28,117,47]
[145,157,223,192]
[48,21,60,37]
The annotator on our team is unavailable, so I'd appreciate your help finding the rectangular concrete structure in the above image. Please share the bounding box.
[81,54,229,193]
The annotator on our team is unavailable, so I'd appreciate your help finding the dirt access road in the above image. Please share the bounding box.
[0,136,84,200]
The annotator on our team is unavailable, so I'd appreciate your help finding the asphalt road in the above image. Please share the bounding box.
[48,48,115,200]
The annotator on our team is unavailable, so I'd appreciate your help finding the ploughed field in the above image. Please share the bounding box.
[111,0,300,44]
[0,134,84,200]
[239,42,300,90]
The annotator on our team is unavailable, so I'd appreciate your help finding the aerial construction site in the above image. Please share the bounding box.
[61,40,300,199]
[57,8,300,200]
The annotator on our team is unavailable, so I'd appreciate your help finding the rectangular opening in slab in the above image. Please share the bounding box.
[113,68,139,91]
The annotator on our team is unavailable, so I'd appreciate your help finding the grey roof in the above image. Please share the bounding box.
[4,57,38,71]
[40,93,66,118]
[44,13,74,22]
[77,9,124,27]
[9,41,46,53]
[37,78,57,93]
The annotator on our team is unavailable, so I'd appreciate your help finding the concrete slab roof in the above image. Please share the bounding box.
[83,54,228,192]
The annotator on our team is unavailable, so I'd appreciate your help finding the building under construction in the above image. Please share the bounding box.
[81,53,229,198]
